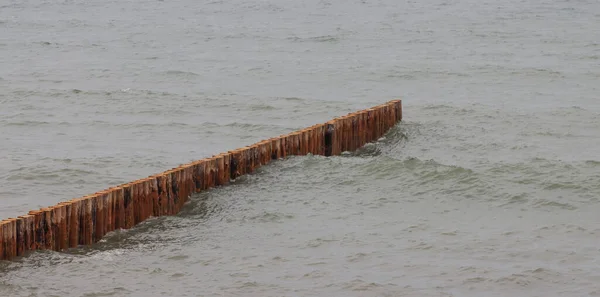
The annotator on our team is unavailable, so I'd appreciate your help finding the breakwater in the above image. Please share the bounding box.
[0,100,402,261]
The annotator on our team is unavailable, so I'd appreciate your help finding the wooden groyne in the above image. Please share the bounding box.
[0,100,402,261]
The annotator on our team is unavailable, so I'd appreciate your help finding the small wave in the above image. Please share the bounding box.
[498,193,529,207]
[236,282,259,288]
[222,33,250,39]
[463,277,488,284]
[532,131,578,138]
[341,279,385,291]
[584,160,600,166]
[37,79,63,84]
[385,73,417,80]
[224,121,281,131]
[244,211,293,223]
[281,97,305,102]
[249,103,276,111]
[532,199,577,210]
[408,241,434,250]
[388,69,471,80]
[288,35,340,43]
[79,287,131,297]
[301,270,327,279]
[5,120,52,126]
[543,182,585,191]
[493,267,561,287]
[346,252,369,263]
[580,55,600,60]
[304,237,336,248]
[421,104,455,110]
[7,167,96,181]
[512,67,563,78]
[352,142,382,157]
[36,41,56,47]
[162,70,199,77]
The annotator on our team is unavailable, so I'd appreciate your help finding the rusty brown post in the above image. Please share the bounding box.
[208,158,217,188]
[15,217,25,256]
[348,115,355,151]
[222,153,231,184]
[17,214,35,255]
[143,178,152,222]
[121,184,133,229]
[1,219,16,260]
[287,133,296,156]
[164,171,174,215]
[28,210,43,250]
[360,111,368,147]
[247,145,257,173]
[265,140,273,165]
[177,168,186,210]
[50,206,60,251]
[303,129,311,155]
[215,155,225,186]
[95,193,106,242]
[148,176,159,217]
[324,121,335,156]
[293,132,302,155]
[313,124,322,155]
[177,168,186,211]
[241,147,251,174]
[342,115,350,152]
[66,200,78,248]
[155,174,166,216]
[227,151,236,180]
[355,112,362,148]
[184,166,193,199]
[40,208,53,250]
[257,141,267,165]
[58,202,71,250]
[103,191,114,234]
[304,128,312,155]
[270,138,280,160]
[350,114,358,151]
[378,105,385,138]
[80,197,92,246]
[339,117,347,153]
[171,170,181,213]
[165,170,175,215]
[172,169,181,214]
[278,137,285,159]
[130,181,140,226]
[194,159,206,192]
[382,103,389,135]
[138,178,148,222]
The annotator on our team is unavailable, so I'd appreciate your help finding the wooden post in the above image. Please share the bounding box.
[17,215,35,255]
[1,219,16,260]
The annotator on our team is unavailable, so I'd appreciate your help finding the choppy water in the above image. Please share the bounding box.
[1,0,600,296]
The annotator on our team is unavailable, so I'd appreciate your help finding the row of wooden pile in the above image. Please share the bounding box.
[0,99,402,261]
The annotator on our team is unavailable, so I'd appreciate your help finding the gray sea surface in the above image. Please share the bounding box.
[1,0,600,296]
